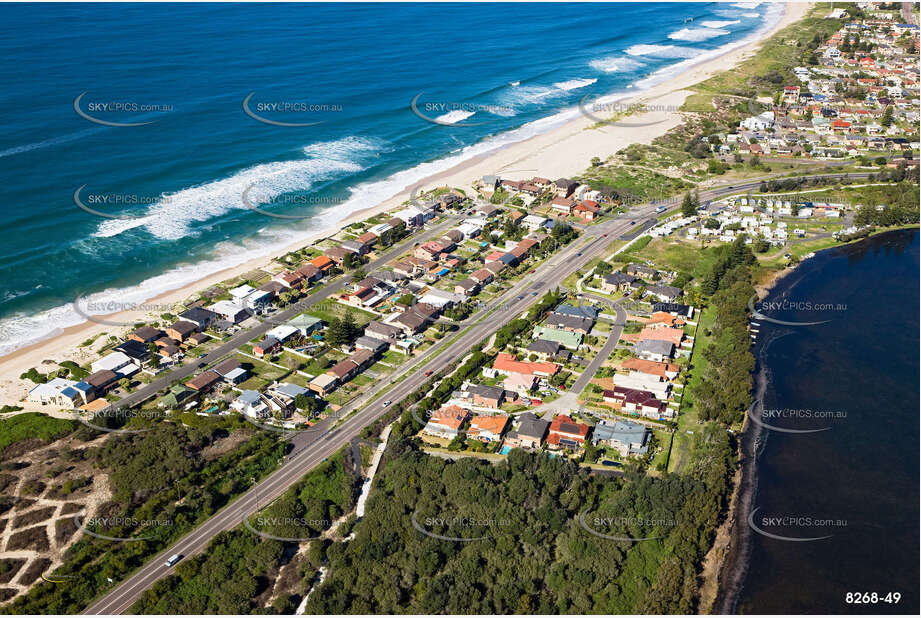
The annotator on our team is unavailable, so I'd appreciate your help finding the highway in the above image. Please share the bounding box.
[84,171,872,614]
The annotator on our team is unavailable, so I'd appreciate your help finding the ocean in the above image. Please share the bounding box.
[737,229,920,614]
[0,2,781,355]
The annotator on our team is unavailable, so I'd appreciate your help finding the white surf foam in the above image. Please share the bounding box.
[434,109,476,124]
[553,78,598,91]
[92,136,380,241]
[668,27,730,42]
[626,44,699,59]
[700,20,741,29]
[589,56,644,73]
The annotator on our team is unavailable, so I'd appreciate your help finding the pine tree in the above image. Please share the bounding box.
[680,191,696,217]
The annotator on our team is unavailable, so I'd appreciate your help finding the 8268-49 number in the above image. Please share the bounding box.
[845,592,901,604]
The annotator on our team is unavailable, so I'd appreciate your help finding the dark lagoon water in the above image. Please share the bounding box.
[737,229,920,614]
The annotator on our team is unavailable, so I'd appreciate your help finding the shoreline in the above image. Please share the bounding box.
[711,226,921,613]
[0,2,808,407]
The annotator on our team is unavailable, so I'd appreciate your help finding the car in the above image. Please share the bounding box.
[424,370,433,376]
[529,269,535,273]
[629,221,636,225]
[165,554,182,567]
[382,400,391,407]
[518,295,524,300]
[602,233,608,237]
[531,291,537,296]
[576,252,582,256]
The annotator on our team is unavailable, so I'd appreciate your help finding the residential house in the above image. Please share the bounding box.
[467,384,505,408]
[185,370,221,393]
[601,272,637,293]
[454,278,479,296]
[492,352,559,377]
[28,378,81,408]
[365,320,404,344]
[467,414,509,442]
[532,325,583,349]
[308,373,338,395]
[621,357,680,380]
[310,255,335,272]
[423,405,469,439]
[646,284,682,302]
[178,307,217,331]
[324,246,355,265]
[634,339,675,362]
[526,339,562,360]
[546,414,590,450]
[166,320,198,342]
[553,178,578,197]
[232,390,268,418]
[129,326,162,343]
[592,419,650,457]
[213,358,248,384]
[208,300,249,324]
[544,311,594,334]
[254,336,281,358]
[503,412,549,450]
[550,196,575,215]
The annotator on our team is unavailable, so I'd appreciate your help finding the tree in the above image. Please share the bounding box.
[680,191,697,217]
[352,266,366,280]
[881,105,894,127]
[147,343,160,368]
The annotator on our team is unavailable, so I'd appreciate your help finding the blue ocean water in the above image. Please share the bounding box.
[0,2,779,354]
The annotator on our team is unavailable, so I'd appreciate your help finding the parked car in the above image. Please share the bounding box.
[424,370,433,376]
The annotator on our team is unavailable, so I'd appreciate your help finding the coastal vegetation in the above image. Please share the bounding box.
[0,413,76,455]
[302,417,734,614]
[129,451,356,614]
[3,421,287,614]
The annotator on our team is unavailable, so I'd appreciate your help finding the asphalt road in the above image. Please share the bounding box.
[84,171,874,614]
[108,214,463,411]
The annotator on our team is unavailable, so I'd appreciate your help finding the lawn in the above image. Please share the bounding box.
[306,303,377,327]
[667,303,715,474]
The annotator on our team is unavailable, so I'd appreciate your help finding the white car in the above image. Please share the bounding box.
[164,554,182,567]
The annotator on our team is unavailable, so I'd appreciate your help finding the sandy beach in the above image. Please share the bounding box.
[0,3,811,407]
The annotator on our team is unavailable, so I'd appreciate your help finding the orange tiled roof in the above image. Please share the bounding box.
[622,358,679,378]
[469,415,509,435]
[493,352,559,376]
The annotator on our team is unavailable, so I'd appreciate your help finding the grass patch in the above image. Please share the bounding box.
[0,413,76,455]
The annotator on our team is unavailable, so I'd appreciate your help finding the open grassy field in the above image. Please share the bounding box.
[667,303,715,474]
